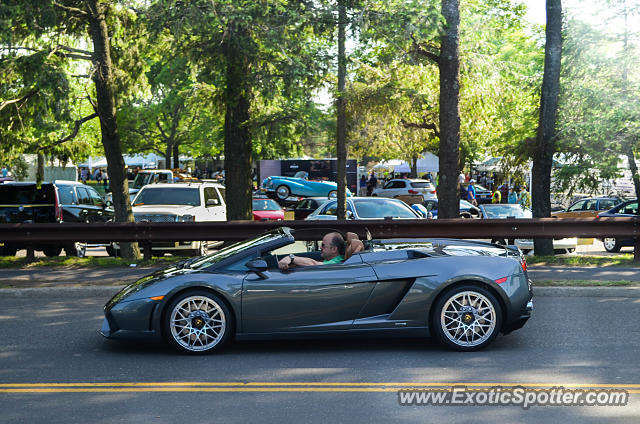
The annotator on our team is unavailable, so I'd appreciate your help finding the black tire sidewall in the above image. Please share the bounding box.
[431,284,503,351]
[163,290,234,354]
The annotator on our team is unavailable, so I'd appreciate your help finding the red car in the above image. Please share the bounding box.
[252,198,285,221]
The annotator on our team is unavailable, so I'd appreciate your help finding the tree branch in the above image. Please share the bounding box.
[0,90,39,112]
[37,113,98,151]
[401,116,440,138]
[53,1,88,17]
[410,33,440,64]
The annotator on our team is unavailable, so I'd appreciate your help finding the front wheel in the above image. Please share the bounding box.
[276,185,290,200]
[164,290,233,354]
[603,238,621,253]
[43,246,63,257]
[431,285,503,351]
[328,190,337,198]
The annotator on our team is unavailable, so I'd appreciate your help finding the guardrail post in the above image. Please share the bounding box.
[142,242,153,260]
[26,245,35,262]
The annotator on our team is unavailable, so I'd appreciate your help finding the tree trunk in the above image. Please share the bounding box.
[173,142,180,170]
[532,0,562,257]
[165,142,173,170]
[437,0,461,219]
[36,153,45,183]
[336,0,348,220]
[223,24,253,220]
[410,156,418,178]
[87,0,140,259]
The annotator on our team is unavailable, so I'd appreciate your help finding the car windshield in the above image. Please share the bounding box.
[0,184,55,204]
[353,199,418,218]
[460,200,475,209]
[252,199,281,211]
[482,204,531,218]
[134,187,201,206]
[187,230,291,269]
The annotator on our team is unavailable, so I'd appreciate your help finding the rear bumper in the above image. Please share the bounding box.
[503,299,533,334]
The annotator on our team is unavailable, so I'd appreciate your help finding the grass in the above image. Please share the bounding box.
[525,254,638,267]
[533,280,639,287]
[0,255,181,269]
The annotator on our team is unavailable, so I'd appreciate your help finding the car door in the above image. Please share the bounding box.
[242,258,378,333]
[557,199,587,218]
[55,184,81,222]
[74,186,93,223]
[203,186,225,221]
[86,186,111,222]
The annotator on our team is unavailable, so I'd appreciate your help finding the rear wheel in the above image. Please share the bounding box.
[276,185,290,200]
[328,190,337,198]
[603,238,621,253]
[164,290,233,354]
[65,242,86,257]
[43,246,63,257]
[431,285,503,351]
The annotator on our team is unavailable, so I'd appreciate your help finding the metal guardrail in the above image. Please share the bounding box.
[2,217,639,242]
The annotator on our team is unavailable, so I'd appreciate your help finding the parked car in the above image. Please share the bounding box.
[460,183,492,204]
[261,171,351,200]
[252,198,285,221]
[100,227,532,353]
[0,180,113,257]
[293,197,330,220]
[552,196,624,218]
[423,199,480,219]
[478,203,578,254]
[306,197,423,220]
[372,178,437,202]
[595,199,638,252]
[110,182,226,257]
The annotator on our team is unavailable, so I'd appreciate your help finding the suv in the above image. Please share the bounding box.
[110,182,226,256]
[0,180,113,256]
[372,179,437,203]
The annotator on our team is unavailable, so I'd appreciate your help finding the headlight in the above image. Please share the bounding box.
[179,215,195,222]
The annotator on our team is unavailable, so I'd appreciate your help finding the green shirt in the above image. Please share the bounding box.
[323,255,344,264]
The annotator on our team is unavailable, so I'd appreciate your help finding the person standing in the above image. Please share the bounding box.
[518,185,530,208]
[359,175,367,196]
[507,186,518,204]
[458,171,465,184]
[1,166,8,178]
[467,179,478,206]
[491,187,502,203]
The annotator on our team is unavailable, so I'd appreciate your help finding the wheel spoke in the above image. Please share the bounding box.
[170,295,227,352]
[440,290,497,347]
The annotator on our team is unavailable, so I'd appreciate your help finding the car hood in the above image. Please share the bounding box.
[132,205,199,214]
[253,210,285,220]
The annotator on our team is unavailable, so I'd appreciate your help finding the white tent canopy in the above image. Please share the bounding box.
[78,153,159,169]
[378,153,439,174]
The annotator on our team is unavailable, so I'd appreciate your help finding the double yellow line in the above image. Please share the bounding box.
[1,382,639,394]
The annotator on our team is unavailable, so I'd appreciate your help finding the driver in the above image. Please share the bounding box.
[278,232,345,270]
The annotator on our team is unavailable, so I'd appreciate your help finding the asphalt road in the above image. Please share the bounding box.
[0,293,638,423]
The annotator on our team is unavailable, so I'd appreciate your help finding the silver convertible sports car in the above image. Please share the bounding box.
[101,227,533,353]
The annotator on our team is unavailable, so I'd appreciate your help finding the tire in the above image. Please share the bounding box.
[603,238,621,253]
[275,185,290,200]
[431,284,503,351]
[164,290,233,354]
[43,246,63,257]
[328,190,337,198]
[0,246,17,256]
[106,243,119,257]
[65,242,86,257]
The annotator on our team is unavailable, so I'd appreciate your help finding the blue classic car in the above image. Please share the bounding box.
[262,171,352,200]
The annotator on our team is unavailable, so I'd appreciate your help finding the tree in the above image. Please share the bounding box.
[0,1,147,258]
[532,0,563,256]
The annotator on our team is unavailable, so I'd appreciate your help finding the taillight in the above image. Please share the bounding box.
[54,188,63,222]
[430,190,437,194]
[408,189,419,194]
[520,257,527,272]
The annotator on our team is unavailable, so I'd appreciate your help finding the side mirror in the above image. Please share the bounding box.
[105,200,113,207]
[346,210,354,219]
[207,198,220,206]
[245,258,268,278]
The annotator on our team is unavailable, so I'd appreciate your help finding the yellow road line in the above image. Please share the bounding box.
[0,381,638,394]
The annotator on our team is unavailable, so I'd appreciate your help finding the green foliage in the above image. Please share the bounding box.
[555,7,640,197]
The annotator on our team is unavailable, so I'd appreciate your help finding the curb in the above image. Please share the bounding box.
[1,285,640,298]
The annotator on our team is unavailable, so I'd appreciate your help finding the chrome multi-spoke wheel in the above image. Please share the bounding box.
[603,238,621,253]
[432,285,502,351]
[165,291,232,354]
[276,185,290,200]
